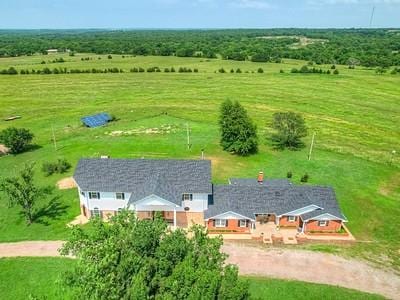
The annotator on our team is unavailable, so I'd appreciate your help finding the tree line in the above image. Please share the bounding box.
[0,29,399,67]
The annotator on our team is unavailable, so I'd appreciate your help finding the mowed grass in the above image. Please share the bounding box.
[0,54,399,268]
[0,258,385,300]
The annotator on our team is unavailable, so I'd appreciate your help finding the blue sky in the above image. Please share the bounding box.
[0,0,399,29]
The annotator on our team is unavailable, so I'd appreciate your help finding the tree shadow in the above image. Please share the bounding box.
[32,195,70,225]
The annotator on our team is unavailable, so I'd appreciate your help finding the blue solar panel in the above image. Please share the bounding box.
[81,113,112,128]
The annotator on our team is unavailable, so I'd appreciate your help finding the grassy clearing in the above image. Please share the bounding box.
[0,258,385,300]
[0,54,399,269]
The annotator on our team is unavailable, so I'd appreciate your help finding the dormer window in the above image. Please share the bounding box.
[116,192,125,200]
[89,192,100,199]
[182,193,193,201]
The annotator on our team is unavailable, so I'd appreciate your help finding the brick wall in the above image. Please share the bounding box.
[279,215,301,228]
[207,219,250,233]
[305,220,342,233]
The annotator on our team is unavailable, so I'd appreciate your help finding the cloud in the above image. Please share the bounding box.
[308,0,400,4]
[230,0,272,9]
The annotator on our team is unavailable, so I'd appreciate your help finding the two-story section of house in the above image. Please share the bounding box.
[73,158,212,228]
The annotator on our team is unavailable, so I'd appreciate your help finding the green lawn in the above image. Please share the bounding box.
[0,258,385,300]
[0,54,399,269]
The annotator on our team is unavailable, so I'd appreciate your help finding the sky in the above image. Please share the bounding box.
[0,0,399,29]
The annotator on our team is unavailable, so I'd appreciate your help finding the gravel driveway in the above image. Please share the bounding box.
[1,240,399,299]
[222,241,400,300]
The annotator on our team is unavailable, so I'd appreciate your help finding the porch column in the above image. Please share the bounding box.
[173,208,177,230]
[301,221,306,233]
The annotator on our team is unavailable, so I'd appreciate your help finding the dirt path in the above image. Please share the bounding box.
[0,241,64,257]
[222,242,400,300]
[1,241,399,299]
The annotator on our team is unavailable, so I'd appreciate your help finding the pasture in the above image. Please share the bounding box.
[0,54,399,269]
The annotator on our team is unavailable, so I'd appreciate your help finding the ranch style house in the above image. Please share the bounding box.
[73,158,348,237]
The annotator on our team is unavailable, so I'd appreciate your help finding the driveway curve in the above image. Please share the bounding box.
[1,241,399,299]
[222,242,400,300]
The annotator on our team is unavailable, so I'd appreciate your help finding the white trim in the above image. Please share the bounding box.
[278,204,323,217]
[133,194,180,208]
[239,219,247,227]
[215,219,227,227]
[318,220,328,227]
[304,213,346,222]
[205,211,255,221]
[288,216,296,222]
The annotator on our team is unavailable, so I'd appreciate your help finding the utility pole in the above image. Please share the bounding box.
[308,132,316,161]
[369,6,375,28]
[51,124,57,151]
[186,123,191,150]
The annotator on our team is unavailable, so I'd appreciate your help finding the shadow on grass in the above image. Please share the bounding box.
[32,196,70,226]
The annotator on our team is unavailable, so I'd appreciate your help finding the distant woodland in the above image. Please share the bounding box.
[0,29,399,67]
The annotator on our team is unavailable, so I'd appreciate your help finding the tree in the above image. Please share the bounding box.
[0,164,52,225]
[0,127,34,154]
[271,112,308,150]
[60,212,249,300]
[219,100,258,156]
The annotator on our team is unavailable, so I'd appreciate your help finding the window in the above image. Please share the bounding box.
[80,191,85,197]
[116,192,125,200]
[91,207,101,218]
[89,192,100,199]
[318,220,329,227]
[182,193,193,201]
[288,216,296,222]
[215,219,227,228]
[239,219,247,228]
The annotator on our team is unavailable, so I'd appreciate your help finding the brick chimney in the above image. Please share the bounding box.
[257,171,264,184]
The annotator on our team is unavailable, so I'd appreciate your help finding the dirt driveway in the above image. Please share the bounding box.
[1,240,399,299]
[222,242,400,300]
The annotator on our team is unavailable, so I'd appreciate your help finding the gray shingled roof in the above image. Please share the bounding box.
[73,158,212,206]
[205,184,346,221]
[229,178,292,188]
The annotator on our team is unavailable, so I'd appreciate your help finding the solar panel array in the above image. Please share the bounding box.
[81,113,112,128]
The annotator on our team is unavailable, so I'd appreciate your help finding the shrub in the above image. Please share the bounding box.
[333,69,339,75]
[193,68,198,73]
[42,159,71,176]
[280,69,284,73]
[107,55,112,59]
[291,68,298,73]
[164,68,170,73]
[331,65,336,69]
[286,171,292,179]
[300,173,309,183]
[230,69,235,73]
[257,68,264,73]
[218,68,226,73]
[236,68,242,73]
[170,67,176,72]
[0,127,34,154]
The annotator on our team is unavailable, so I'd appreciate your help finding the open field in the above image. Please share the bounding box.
[0,257,385,300]
[0,54,399,270]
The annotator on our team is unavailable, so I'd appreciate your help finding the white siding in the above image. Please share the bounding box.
[182,193,209,212]
[77,186,130,211]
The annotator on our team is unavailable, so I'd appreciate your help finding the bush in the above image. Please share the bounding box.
[236,68,242,73]
[280,69,284,73]
[0,127,34,154]
[291,68,298,73]
[230,69,235,73]
[218,68,226,73]
[331,65,336,69]
[333,69,339,75]
[107,55,112,59]
[300,173,309,183]
[286,171,292,179]
[42,159,71,176]
[257,68,264,73]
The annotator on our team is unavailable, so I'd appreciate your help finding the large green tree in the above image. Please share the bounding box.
[60,212,249,300]
[0,127,34,154]
[0,164,52,225]
[271,112,308,150]
[219,100,258,156]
